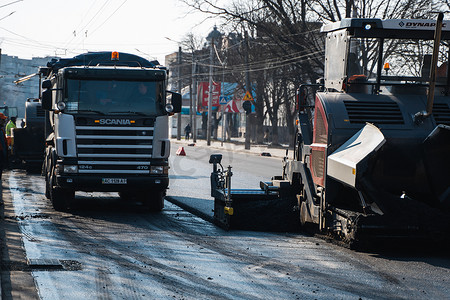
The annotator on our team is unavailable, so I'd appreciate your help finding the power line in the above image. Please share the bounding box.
[0,0,22,9]
[89,0,128,36]
[0,11,14,21]
[62,0,101,49]
[79,0,112,33]
[175,48,324,82]
[67,0,113,50]
[0,26,58,50]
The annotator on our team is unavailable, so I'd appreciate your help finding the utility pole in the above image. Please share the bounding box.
[177,46,182,140]
[206,26,221,145]
[192,59,197,143]
[189,55,194,141]
[244,30,251,150]
[221,57,226,146]
[221,81,224,147]
[207,38,214,146]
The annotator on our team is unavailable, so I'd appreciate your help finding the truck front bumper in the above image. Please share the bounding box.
[56,174,169,192]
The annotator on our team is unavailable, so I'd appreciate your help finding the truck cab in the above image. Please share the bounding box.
[41,52,181,211]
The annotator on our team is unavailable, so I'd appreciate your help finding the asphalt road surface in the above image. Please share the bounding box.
[0,144,449,299]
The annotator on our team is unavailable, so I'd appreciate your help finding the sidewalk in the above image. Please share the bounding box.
[171,137,291,158]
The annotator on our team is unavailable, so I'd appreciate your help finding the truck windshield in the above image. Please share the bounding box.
[65,79,163,116]
[346,37,449,94]
[348,38,449,79]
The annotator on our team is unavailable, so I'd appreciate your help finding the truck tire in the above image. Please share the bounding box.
[144,190,165,212]
[45,182,50,199]
[44,148,53,199]
[50,187,74,211]
[49,172,74,211]
[45,171,51,199]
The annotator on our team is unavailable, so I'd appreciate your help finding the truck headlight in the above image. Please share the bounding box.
[150,166,163,174]
[63,165,78,173]
[150,166,168,175]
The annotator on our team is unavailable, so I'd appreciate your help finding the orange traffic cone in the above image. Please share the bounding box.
[176,146,186,156]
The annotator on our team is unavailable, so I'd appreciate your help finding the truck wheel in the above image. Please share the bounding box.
[45,172,51,199]
[50,187,74,211]
[49,173,74,211]
[44,149,53,199]
[144,190,165,212]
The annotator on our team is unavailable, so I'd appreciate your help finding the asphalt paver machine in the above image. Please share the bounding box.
[210,15,450,247]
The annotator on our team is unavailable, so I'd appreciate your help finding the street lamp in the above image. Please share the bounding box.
[206,25,221,146]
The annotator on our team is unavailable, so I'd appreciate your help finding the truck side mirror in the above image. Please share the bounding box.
[41,89,52,110]
[41,80,52,110]
[171,92,182,113]
[166,91,182,114]
[42,79,52,89]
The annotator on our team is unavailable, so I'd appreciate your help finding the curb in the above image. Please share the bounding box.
[171,139,290,159]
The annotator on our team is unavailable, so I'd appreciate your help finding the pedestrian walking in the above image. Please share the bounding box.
[184,123,191,140]
[264,128,270,143]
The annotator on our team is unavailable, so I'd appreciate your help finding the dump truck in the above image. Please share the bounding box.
[11,69,49,170]
[40,51,181,211]
[210,16,450,247]
[11,98,46,170]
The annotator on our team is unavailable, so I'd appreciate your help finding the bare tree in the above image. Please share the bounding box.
[179,0,439,145]
[181,0,324,144]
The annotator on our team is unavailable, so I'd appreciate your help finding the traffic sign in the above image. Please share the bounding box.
[242,100,252,114]
[219,96,229,105]
[243,91,253,101]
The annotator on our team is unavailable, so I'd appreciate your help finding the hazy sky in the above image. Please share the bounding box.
[0,0,222,64]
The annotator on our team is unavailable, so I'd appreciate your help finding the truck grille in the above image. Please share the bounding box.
[75,125,153,174]
[344,100,404,125]
[433,103,450,126]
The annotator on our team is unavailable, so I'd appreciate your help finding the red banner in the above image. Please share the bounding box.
[197,81,221,111]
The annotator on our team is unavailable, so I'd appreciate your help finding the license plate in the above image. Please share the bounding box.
[102,178,127,184]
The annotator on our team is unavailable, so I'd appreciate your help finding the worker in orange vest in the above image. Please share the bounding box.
[5,116,16,154]
[0,113,8,179]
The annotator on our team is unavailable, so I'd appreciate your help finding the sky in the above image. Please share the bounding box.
[0,0,224,64]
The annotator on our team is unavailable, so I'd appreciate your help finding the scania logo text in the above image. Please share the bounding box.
[97,119,133,125]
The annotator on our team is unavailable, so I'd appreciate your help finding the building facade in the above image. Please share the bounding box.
[0,53,54,118]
